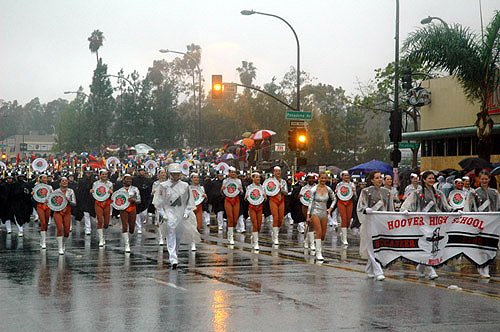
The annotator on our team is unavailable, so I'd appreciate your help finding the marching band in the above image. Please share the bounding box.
[0,157,499,279]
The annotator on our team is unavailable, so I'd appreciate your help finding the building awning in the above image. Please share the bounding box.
[402,124,500,140]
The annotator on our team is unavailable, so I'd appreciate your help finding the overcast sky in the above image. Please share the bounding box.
[0,0,497,105]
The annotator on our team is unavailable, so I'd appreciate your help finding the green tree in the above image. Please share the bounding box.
[88,59,114,150]
[56,90,86,152]
[403,12,500,162]
[236,61,257,86]
[88,29,105,64]
[354,61,431,169]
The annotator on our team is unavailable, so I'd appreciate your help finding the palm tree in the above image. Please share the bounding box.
[88,30,105,64]
[403,12,500,162]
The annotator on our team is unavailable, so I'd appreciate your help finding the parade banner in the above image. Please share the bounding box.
[368,211,500,267]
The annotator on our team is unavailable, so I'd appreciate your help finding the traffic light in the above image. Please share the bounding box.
[212,75,223,99]
[402,66,412,90]
[287,128,297,151]
[296,127,308,151]
[389,110,402,143]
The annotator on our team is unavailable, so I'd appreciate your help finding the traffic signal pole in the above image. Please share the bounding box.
[392,0,401,182]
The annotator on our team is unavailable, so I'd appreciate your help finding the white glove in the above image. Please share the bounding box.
[402,210,409,216]
[457,209,464,215]
[183,213,189,219]
[365,208,373,214]
[157,208,165,218]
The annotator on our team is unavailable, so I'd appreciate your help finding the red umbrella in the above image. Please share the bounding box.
[251,129,276,140]
[293,172,306,179]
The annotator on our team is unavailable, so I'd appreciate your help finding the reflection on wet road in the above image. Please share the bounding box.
[1,218,499,331]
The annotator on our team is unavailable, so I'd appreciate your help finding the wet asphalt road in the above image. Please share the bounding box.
[1,217,500,332]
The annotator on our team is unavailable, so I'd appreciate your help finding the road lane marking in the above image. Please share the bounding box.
[149,278,187,291]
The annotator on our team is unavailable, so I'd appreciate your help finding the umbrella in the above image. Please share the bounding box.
[242,138,254,148]
[293,172,306,179]
[349,160,393,176]
[326,166,341,174]
[491,166,500,176]
[234,139,244,146]
[221,153,237,160]
[242,131,252,138]
[458,157,493,171]
[251,129,276,140]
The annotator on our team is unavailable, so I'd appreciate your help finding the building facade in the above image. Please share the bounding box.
[402,76,500,170]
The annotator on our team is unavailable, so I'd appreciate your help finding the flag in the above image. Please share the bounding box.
[16,153,20,166]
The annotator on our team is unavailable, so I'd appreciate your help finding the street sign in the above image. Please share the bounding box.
[274,143,286,152]
[399,142,419,149]
[286,110,312,120]
[289,120,308,127]
[223,83,237,95]
[0,144,8,147]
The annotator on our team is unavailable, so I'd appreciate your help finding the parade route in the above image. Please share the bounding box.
[1,218,500,332]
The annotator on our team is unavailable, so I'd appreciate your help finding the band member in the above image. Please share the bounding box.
[268,166,288,246]
[0,173,23,236]
[90,169,113,247]
[357,171,394,280]
[11,172,33,236]
[152,168,167,245]
[462,176,472,192]
[156,163,197,269]
[189,172,207,251]
[221,167,242,245]
[133,166,153,233]
[77,167,96,235]
[245,172,266,250]
[211,171,225,230]
[119,174,141,253]
[336,171,356,247]
[464,170,500,278]
[401,170,451,279]
[448,178,466,211]
[51,177,76,255]
[307,172,336,261]
[404,173,421,199]
[384,174,400,205]
[32,174,53,249]
[300,173,316,249]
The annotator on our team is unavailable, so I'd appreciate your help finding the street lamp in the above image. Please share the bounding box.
[159,49,202,147]
[241,9,301,112]
[420,16,449,29]
[104,74,138,99]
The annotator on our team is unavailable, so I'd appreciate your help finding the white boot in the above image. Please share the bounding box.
[227,227,234,245]
[97,229,105,247]
[5,220,12,234]
[217,211,224,230]
[272,227,279,245]
[252,232,259,250]
[341,227,348,247]
[122,233,130,253]
[191,242,196,251]
[57,236,64,255]
[308,232,316,250]
[315,239,324,261]
[40,231,47,249]
[478,265,490,278]
[157,226,165,246]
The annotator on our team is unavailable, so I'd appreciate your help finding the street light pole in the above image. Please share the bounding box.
[159,49,202,147]
[241,10,301,111]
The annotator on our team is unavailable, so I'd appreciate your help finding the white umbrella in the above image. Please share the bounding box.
[251,129,276,140]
